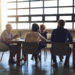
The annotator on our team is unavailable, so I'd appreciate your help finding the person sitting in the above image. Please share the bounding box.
[0,24,19,64]
[51,20,73,68]
[31,24,48,60]
[24,23,47,66]
[39,24,47,39]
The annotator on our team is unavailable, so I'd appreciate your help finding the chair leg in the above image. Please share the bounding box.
[44,48,45,61]
[46,47,47,58]
[0,52,4,62]
[68,56,69,75]
[27,54,28,67]
[40,51,41,66]
[51,54,52,75]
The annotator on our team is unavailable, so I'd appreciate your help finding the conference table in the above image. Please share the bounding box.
[6,38,75,68]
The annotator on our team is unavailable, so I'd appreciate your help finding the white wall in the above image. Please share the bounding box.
[1,0,7,31]
[0,0,1,34]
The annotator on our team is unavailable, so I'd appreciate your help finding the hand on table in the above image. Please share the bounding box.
[14,34,20,39]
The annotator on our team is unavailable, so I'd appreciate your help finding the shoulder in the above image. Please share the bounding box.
[52,29,56,32]
[25,32,30,36]
[1,30,7,35]
[26,32,39,35]
[34,32,39,35]
[63,28,69,32]
[25,32,32,35]
[34,32,41,36]
[2,30,6,33]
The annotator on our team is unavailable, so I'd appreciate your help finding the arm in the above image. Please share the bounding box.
[6,37,14,41]
[24,33,27,42]
[39,33,47,42]
[68,30,73,42]
[45,32,48,39]
[51,30,54,42]
[5,34,19,42]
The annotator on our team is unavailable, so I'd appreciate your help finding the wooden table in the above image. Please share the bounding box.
[6,39,75,68]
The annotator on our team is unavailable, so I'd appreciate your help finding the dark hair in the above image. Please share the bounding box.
[32,23,39,32]
[58,20,65,27]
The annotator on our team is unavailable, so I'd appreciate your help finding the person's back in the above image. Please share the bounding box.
[51,20,73,68]
[51,27,73,43]
[25,32,40,43]
[24,23,47,66]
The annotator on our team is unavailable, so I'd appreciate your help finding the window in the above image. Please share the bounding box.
[7,10,16,16]
[44,8,57,14]
[31,16,42,21]
[59,16,72,21]
[18,2,29,8]
[17,0,29,1]
[7,0,16,2]
[74,23,75,29]
[7,3,16,9]
[74,7,75,13]
[44,0,57,7]
[44,23,57,29]
[30,1,43,8]
[10,23,16,29]
[74,0,75,6]
[64,22,72,29]
[45,16,56,21]
[7,17,16,22]
[59,7,72,14]
[18,23,29,29]
[18,9,29,15]
[18,17,29,21]
[6,0,74,30]
[59,0,73,6]
[31,9,43,15]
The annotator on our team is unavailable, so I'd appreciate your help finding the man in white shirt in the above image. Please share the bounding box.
[0,24,19,64]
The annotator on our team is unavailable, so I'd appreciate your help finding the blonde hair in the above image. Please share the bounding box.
[6,24,12,29]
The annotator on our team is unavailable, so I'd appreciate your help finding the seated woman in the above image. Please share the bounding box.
[39,24,47,39]
[39,24,48,51]
[24,23,47,65]
[31,24,48,60]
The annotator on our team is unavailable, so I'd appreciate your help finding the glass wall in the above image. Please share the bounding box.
[7,0,75,29]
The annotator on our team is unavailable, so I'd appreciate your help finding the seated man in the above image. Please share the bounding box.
[0,24,19,64]
[51,20,73,68]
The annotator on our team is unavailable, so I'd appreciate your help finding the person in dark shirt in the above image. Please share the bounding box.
[51,20,73,68]
[39,24,47,39]
[38,24,48,59]
[39,24,48,53]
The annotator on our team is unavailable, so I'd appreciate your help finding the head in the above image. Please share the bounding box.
[32,23,39,32]
[6,24,12,32]
[40,24,46,32]
[57,20,65,27]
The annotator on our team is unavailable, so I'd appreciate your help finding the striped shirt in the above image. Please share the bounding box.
[0,30,13,44]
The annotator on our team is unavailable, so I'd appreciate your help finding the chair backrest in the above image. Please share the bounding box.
[23,42,39,54]
[0,42,10,52]
[52,43,69,56]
